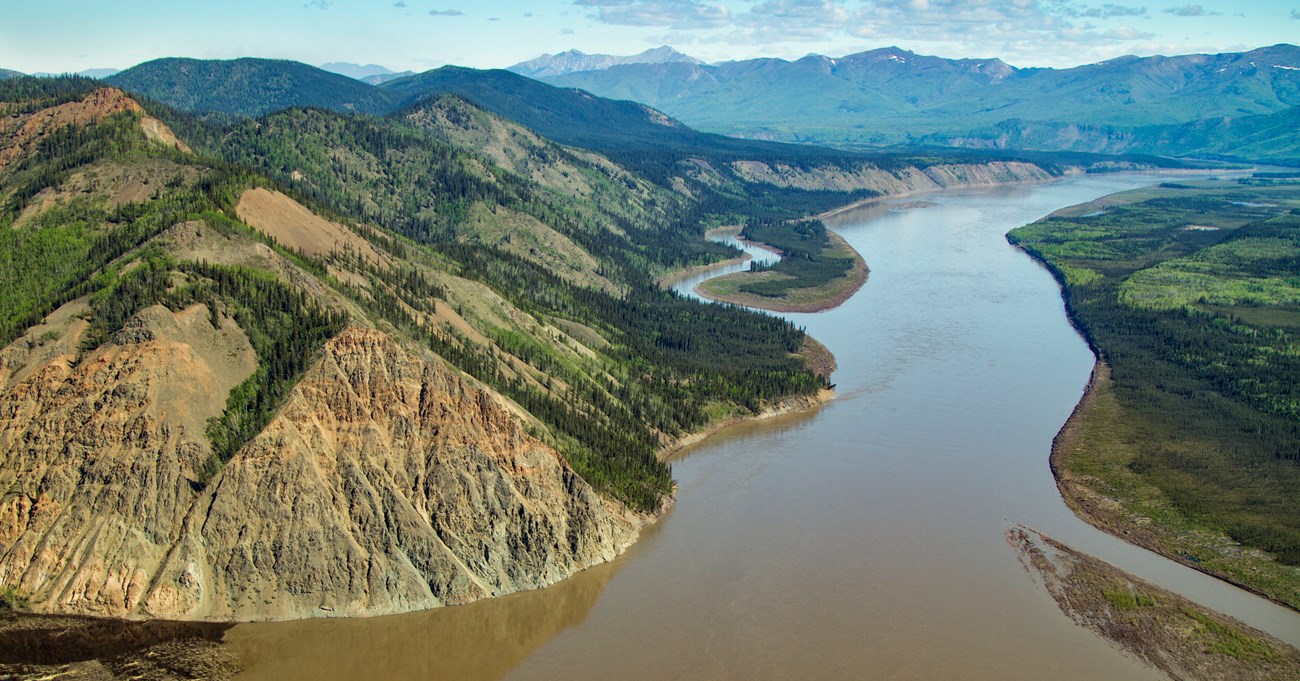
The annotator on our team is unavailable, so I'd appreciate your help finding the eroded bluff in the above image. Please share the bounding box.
[0,310,644,621]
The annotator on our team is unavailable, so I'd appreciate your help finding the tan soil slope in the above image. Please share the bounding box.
[145,326,644,620]
[235,188,385,264]
[731,160,1052,196]
[0,304,257,617]
[0,305,642,620]
[0,88,188,173]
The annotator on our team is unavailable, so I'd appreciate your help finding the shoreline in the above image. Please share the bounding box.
[656,388,835,462]
[1012,208,1300,613]
[816,174,1057,221]
[1010,526,1300,680]
[1050,362,1300,613]
[654,226,754,289]
[692,229,869,314]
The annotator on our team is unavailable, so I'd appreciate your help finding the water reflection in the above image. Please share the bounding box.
[226,554,621,681]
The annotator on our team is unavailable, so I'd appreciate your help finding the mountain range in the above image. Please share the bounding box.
[319,61,415,84]
[507,46,700,79]
[11,44,1297,165]
[534,44,1300,163]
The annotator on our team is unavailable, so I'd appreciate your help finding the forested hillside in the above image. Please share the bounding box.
[107,58,393,117]
[0,77,833,620]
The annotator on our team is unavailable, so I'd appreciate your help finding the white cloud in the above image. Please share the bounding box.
[567,0,1241,67]
[574,0,731,29]
[429,9,465,16]
[1163,4,1221,16]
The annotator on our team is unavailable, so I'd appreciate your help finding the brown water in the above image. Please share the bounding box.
[228,175,1299,680]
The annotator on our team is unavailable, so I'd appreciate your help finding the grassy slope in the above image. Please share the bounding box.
[1009,179,1300,609]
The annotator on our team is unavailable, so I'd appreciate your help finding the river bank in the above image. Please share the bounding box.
[1010,179,1300,613]
[1049,362,1300,612]
[693,229,869,313]
[0,610,240,680]
[203,173,1300,680]
[1010,526,1300,681]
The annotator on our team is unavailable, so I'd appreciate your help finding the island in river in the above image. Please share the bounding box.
[694,224,869,313]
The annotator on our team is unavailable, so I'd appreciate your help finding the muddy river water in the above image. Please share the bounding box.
[227,174,1299,680]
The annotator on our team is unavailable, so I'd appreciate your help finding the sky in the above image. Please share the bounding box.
[2,0,1298,75]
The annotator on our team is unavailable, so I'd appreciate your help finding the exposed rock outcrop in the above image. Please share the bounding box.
[729,160,1054,195]
[0,311,645,621]
[1,87,189,174]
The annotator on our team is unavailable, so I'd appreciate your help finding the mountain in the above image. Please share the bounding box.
[76,68,120,79]
[538,44,1300,157]
[931,105,1300,165]
[0,69,23,80]
[27,68,121,79]
[0,75,841,621]
[507,46,701,79]
[361,70,414,85]
[319,61,397,80]
[106,57,396,116]
[318,61,414,84]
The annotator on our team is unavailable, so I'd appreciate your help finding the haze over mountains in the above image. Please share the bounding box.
[507,46,701,79]
[319,61,414,85]
[9,42,1299,164]
[533,44,1300,163]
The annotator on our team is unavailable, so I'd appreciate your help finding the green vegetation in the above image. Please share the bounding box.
[0,81,209,346]
[81,256,347,478]
[0,585,29,611]
[106,58,393,117]
[1103,586,1158,610]
[1181,606,1284,662]
[738,219,856,298]
[695,218,868,312]
[1009,179,1300,607]
[0,81,841,513]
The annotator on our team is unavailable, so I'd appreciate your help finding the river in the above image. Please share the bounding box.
[226,174,1300,680]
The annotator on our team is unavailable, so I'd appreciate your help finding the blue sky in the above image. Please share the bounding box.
[3,0,1298,74]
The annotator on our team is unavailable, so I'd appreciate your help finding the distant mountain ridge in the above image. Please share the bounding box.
[23,68,120,79]
[537,44,1300,161]
[319,61,415,84]
[507,46,701,78]
[106,57,394,116]
[94,50,1297,166]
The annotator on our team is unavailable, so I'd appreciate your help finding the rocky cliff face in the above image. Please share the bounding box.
[728,160,1054,194]
[0,311,644,620]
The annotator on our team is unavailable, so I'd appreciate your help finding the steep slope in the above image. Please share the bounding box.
[0,81,836,621]
[106,58,395,117]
